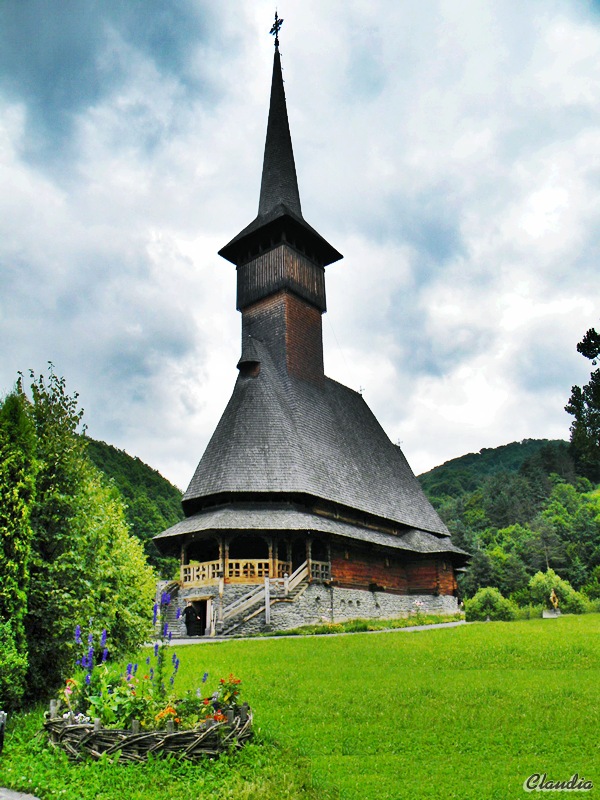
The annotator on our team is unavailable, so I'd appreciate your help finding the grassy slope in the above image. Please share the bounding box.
[1,616,599,800]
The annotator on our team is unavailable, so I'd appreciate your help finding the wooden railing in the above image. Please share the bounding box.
[181,560,221,585]
[277,561,292,578]
[227,560,269,581]
[310,560,331,581]
[221,561,309,625]
[223,584,266,623]
[181,559,293,587]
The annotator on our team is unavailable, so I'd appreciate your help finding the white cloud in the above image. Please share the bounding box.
[1,0,599,491]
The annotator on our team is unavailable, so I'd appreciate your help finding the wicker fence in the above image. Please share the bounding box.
[44,704,252,763]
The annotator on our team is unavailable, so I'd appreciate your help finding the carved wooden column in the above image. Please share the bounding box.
[224,539,230,582]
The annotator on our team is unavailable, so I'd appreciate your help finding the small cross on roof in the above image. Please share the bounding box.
[270,11,283,48]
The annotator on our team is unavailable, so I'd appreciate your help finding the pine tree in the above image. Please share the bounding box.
[565,326,600,481]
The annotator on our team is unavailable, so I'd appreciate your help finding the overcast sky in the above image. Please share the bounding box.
[1,1,598,490]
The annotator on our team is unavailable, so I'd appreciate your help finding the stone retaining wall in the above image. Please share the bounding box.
[159,581,459,638]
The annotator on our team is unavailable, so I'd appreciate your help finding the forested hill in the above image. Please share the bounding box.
[85,438,183,576]
[416,438,600,599]
[418,438,568,497]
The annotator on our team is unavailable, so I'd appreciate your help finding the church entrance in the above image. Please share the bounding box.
[184,599,208,637]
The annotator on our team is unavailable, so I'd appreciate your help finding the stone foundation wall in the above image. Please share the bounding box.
[268,585,459,633]
[159,581,459,638]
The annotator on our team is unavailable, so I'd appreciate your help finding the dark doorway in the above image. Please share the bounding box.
[312,537,328,562]
[185,600,207,637]
[291,539,306,571]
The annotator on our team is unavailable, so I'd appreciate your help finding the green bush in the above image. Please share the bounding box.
[528,569,587,614]
[464,587,517,621]
[0,620,28,710]
[582,565,600,600]
[513,604,544,620]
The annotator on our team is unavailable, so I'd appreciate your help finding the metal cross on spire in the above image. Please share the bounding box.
[270,10,283,48]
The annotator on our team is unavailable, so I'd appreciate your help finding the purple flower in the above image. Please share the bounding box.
[149,668,154,680]
[146,656,151,665]
[163,622,169,637]
[168,631,172,642]
[154,643,159,658]
[126,662,133,675]
[75,658,82,667]
[171,653,177,664]
[161,592,171,606]
[153,603,158,625]
[102,648,108,663]
[88,632,94,646]
[133,663,138,675]
[202,672,209,683]
[176,607,181,620]
[169,676,175,686]
[100,629,107,648]
[74,625,82,645]
[85,674,91,686]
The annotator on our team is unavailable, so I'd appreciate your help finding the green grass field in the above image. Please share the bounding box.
[1,615,599,800]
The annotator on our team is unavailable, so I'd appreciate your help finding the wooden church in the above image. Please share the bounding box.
[154,21,468,636]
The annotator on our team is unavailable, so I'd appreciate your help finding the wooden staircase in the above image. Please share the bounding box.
[219,561,309,635]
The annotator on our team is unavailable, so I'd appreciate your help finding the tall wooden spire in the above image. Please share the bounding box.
[257,46,302,219]
[218,21,342,272]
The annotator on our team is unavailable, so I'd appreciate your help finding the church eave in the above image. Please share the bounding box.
[218,207,342,268]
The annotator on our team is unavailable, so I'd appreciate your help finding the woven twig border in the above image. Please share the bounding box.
[43,711,253,763]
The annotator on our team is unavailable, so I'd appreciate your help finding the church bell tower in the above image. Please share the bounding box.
[218,16,342,384]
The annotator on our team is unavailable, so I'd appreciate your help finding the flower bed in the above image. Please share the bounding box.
[44,705,252,763]
[43,593,253,762]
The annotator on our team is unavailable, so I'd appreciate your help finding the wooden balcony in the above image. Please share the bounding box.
[181,559,293,587]
[181,560,221,586]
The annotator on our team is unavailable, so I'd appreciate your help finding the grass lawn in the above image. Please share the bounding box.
[1,615,599,799]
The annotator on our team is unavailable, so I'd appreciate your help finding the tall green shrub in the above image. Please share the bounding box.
[528,569,587,613]
[0,620,28,710]
[464,587,517,621]
[0,388,37,705]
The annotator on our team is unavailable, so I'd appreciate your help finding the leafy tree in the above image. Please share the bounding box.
[19,367,155,698]
[565,326,600,481]
[0,388,36,652]
[460,549,494,597]
[85,438,181,578]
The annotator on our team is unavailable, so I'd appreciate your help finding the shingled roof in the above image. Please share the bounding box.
[155,31,466,564]
[156,503,467,560]
[182,340,450,537]
[219,47,342,268]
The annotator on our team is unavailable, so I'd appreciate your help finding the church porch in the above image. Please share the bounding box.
[179,531,331,589]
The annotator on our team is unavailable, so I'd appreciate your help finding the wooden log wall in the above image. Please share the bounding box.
[330,543,457,596]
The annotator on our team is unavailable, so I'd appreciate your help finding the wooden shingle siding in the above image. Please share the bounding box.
[237,244,326,312]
